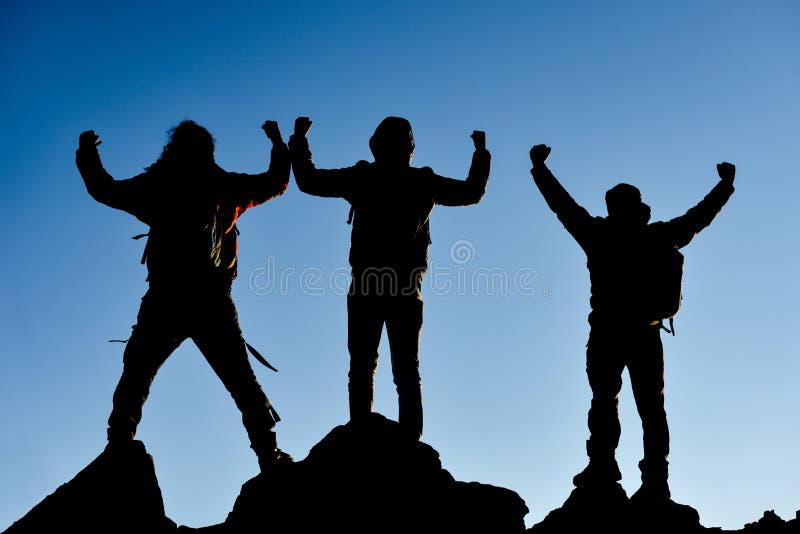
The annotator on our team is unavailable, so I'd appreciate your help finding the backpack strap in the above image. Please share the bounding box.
[132,232,150,265]
[245,340,279,372]
[244,340,280,421]
[659,317,676,336]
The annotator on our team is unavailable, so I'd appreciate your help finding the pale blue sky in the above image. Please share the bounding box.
[1,1,798,529]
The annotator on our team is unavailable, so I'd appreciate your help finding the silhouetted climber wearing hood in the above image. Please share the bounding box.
[290,116,490,439]
[529,144,735,503]
[75,120,292,471]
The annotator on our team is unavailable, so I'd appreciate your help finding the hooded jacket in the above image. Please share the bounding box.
[289,134,489,273]
[532,162,734,320]
[76,141,289,284]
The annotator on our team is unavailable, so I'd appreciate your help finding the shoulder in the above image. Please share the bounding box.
[646,220,670,236]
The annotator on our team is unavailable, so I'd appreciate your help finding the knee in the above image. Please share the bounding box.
[348,365,376,386]
[590,395,619,413]
[393,368,421,392]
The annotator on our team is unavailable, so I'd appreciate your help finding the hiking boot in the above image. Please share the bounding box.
[573,458,622,487]
[633,457,669,503]
[630,480,671,504]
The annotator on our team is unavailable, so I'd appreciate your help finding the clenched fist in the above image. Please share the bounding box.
[529,144,551,165]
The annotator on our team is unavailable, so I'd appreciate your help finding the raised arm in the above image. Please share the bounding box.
[288,117,360,199]
[75,130,151,222]
[222,120,291,213]
[428,130,490,206]
[665,162,736,249]
[529,145,593,242]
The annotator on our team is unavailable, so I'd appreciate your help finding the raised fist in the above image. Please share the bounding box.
[716,162,735,184]
[529,144,551,165]
[471,130,486,151]
[79,130,101,149]
[261,120,282,142]
[294,117,313,137]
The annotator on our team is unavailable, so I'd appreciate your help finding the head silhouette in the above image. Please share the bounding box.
[369,116,415,166]
[605,183,651,226]
[148,120,215,173]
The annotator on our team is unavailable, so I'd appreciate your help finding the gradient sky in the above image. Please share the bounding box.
[2,1,798,530]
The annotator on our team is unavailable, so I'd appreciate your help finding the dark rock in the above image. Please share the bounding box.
[529,482,705,534]
[741,509,800,533]
[529,482,629,533]
[224,412,529,533]
[3,440,176,534]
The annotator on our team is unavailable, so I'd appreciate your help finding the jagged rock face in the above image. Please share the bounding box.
[3,440,176,534]
[226,413,529,533]
[4,418,799,534]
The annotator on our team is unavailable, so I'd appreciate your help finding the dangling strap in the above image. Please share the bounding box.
[269,405,281,423]
[659,318,676,336]
[132,232,150,265]
[346,206,355,225]
[245,341,279,372]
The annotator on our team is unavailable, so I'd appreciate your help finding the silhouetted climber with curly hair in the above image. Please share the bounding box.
[76,120,292,471]
[290,116,490,439]
[529,143,735,503]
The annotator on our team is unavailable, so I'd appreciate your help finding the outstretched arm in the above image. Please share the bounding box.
[288,117,359,199]
[529,145,593,243]
[665,162,736,248]
[223,120,291,212]
[75,130,151,222]
[428,130,490,206]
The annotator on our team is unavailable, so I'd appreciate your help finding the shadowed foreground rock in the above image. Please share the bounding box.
[528,482,703,534]
[527,483,800,534]
[4,440,176,534]
[215,412,529,533]
[6,416,797,533]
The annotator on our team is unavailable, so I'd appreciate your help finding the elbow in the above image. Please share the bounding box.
[470,182,488,205]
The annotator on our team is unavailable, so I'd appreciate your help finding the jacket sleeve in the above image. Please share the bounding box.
[426,148,490,206]
[530,161,593,245]
[664,179,735,249]
[223,139,291,215]
[76,146,151,222]
[288,134,360,199]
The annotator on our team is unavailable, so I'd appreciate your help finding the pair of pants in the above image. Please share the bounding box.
[585,317,670,482]
[107,284,277,454]
[347,270,424,439]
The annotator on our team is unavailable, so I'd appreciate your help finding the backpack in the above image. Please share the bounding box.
[346,200,433,265]
[132,202,232,279]
[643,243,684,334]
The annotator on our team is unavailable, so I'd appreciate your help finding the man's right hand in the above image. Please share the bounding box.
[717,162,735,184]
[79,130,101,149]
[530,144,551,165]
[294,117,312,138]
[471,130,486,151]
[262,120,282,142]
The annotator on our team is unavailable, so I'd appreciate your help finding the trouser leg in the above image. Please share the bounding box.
[347,290,384,422]
[107,290,182,442]
[192,292,277,456]
[628,326,669,485]
[585,327,626,461]
[385,293,424,440]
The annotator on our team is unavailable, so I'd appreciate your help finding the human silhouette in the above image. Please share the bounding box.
[289,116,490,439]
[529,144,735,502]
[75,120,292,471]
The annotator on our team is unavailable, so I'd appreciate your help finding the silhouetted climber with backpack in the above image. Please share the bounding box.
[75,120,293,472]
[290,116,490,439]
[529,144,735,503]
